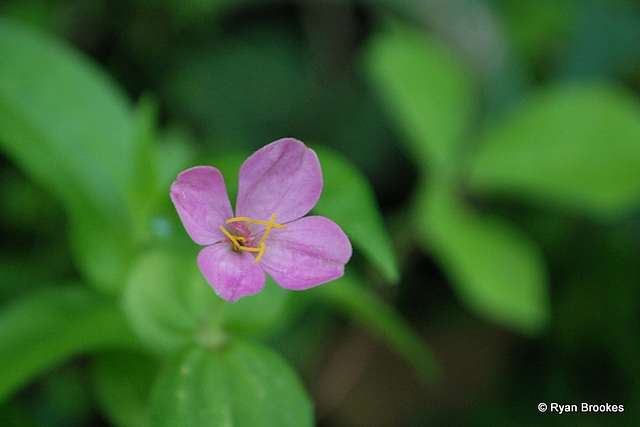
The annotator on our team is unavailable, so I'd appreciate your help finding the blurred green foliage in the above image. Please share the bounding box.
[1,0,640,425]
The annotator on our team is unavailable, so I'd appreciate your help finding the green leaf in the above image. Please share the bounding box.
[130,94,162,239]
[418,184,550,334]
[150,342,313,427]
[0,19,137,214]
[364,21,476,174]
[122,249,219,353]
[469,83,640,219]
[314,146,400,283]
[0,286,140,404]
[315,273,440,382]
[91,352,157,427]
[500,0,574,62]
[122,249,291,352]
[222,278,291,337]
[69,211,135,294]
[0,19,140,292]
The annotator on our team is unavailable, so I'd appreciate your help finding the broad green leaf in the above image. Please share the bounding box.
[314,146,399,283]
[91,352,157,427]
[0,19,140,292]
[364,21,476,174]
[122,249,220,353]
[122,249,290,352]
[315,273,440,382]
[150,342,313,427]
[221,278,291,337]
[469,83,640,219]
[418,184,550,334]
[0,286,140,404]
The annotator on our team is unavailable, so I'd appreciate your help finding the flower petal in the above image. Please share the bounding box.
[197,244,266,302]
[259,216,352,290]
[236,138,322,224]
[170,166,233,245]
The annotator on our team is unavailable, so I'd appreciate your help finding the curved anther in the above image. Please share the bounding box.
[221,214,286,263]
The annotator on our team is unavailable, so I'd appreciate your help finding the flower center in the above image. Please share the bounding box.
[219,214,286,263]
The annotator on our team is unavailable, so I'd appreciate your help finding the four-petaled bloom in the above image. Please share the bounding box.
[170,138,352,302]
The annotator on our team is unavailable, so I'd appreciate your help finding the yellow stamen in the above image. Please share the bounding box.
[226,217,252,224]
[218,226,242,250]
[226,216,286,229]
[220,214,286,263]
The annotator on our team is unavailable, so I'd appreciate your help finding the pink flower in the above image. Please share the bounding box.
[170,138,352,302]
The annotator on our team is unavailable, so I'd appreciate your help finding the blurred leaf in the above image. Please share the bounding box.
[314,146,400,283]
[122,249,291,352]
[162,27,307,146]
[0,168,59,231]
[122,249,219,353]
[130,94,161,238]
[24,364,94,426]
[222,277,291,337]
[364,21,476,174]
[418,184,550,334]
[69,212,134,294]
[0,19,142,292]
[500,0,574,64]
[0,19,136,207]
[92,352,157,427]
[0,286,140,404]
[469,83,640,219]
[158,127,199,192]
[150,341,313,427]
[148,0,251,25]
[0,398,41,426]
[315,272,440,382]
[0,259,40,300]
[206,150,249,204]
